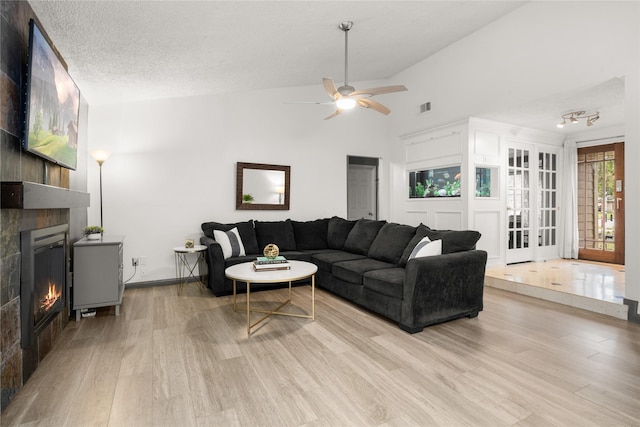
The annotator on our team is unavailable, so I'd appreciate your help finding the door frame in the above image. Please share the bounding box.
[577,142,625,264]
[347,156,379,220]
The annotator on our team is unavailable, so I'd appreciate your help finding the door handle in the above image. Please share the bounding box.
[617,198,622,210]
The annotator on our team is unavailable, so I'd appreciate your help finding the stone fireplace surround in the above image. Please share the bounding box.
[1,1,89,412]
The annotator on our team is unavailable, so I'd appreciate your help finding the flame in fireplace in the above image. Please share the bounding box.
[40,283,61,312]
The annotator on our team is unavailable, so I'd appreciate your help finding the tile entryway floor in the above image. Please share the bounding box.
[485,259,627,320]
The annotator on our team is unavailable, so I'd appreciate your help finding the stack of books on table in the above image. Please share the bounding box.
[252,256,290,271]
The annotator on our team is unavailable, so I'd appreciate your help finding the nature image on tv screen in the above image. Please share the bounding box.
[25,20,79,170]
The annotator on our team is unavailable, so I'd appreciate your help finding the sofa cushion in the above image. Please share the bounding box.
[343,219,386,255]
[332,258,395,285]
[312,250,366,272]
[327,216,357,249]
[292,219,329,250]
[213,227,246,259]
[425,227,481,254]
[254,220,297,252]
[368,223,416,264]
[202,220,259,255]
[398,224,430,267]
[363,268,405,299]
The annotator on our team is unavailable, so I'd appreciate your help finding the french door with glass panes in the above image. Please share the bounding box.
[537,148,560,260]
[506,144,559,264]
[577,143,624,264]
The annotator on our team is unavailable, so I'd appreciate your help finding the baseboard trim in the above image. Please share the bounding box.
[623,298,640,323]
[126,277,200,289]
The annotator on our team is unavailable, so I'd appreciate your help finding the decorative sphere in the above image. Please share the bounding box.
[263,243,279,259]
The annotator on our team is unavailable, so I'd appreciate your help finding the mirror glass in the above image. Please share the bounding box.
[236,162,290,210]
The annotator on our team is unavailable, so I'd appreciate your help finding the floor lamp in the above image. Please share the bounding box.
[90,149,111,231]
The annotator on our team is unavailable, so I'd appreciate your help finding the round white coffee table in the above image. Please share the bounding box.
[225,260,317,335]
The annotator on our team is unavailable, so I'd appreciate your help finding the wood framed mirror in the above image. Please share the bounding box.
[236,162,290,210]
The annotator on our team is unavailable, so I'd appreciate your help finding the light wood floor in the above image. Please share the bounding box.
[2,283,640,426]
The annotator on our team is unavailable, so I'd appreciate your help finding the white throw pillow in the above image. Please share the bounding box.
[213,227,246,259]
[408,236,442,260]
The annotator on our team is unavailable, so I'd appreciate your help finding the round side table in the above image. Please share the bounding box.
[173,245,207,295]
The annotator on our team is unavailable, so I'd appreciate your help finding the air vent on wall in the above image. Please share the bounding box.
[418,101,431,114]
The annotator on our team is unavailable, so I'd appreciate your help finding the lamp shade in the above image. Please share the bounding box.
[91,149,111,164]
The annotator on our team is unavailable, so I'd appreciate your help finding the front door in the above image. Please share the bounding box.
[577,143,625,264]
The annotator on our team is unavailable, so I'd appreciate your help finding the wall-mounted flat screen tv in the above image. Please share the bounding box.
[24,19,80,170]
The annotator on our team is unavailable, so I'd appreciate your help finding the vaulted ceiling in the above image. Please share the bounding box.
[28,1,525,105]
[28,1,625,134]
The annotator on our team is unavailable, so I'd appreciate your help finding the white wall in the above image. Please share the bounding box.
[384,2,639,309]
[87,83,392,283]
[86,1,640,314]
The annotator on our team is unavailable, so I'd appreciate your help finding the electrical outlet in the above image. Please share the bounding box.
[132,257,139,266]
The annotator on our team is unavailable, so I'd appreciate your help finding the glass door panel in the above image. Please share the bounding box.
[507,147,532,263]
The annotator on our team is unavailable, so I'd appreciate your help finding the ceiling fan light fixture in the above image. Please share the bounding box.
[336,97,356,110]
[557,120,565,128]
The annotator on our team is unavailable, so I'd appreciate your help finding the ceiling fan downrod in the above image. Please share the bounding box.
[338,21,354,96]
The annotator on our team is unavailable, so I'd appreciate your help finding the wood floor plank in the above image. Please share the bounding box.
[3,284,639,426]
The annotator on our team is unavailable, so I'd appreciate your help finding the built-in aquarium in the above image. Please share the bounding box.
[409,165,461,198]
[475,166,499,198]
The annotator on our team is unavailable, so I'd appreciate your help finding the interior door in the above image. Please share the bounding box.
[537,148,560,260]
[347,157,378,220]
[577,143,625,264]
[506,146,533,264]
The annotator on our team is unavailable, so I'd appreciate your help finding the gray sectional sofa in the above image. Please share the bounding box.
[200,217,487,333]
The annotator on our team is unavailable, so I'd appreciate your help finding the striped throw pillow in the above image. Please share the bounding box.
[213,227,246,259]
[408,236,442,260]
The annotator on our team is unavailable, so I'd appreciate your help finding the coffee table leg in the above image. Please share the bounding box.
[233,279,237,312]
[312,274,315,320]
[247,281,251,335]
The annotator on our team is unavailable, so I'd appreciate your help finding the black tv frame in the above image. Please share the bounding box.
[23,19,80,171]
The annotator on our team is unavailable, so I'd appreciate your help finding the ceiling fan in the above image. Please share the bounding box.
[317,21,408,120]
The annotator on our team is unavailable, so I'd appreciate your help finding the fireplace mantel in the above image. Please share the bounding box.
[1,181,90,209]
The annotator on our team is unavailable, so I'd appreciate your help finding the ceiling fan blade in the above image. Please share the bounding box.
[357,98,391,115]
[324,109,343,120]
[323,78,338,99]
[350,85,408,97]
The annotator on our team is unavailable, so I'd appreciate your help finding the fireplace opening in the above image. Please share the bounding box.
[32,241,65,334]
[21,224,68,349]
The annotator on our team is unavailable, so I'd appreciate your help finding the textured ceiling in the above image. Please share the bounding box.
[27,1,526,105]
[480,77,626,135]
[27,1,624,134]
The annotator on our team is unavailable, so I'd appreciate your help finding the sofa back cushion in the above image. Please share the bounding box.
[202,220,259,255]
[368,222,417,264]
[327,216,357,249]
[292,219,329,250]
[254,220,297,251]
[424,227,481,254]
[343,219,386,255]
[398,223,482,266]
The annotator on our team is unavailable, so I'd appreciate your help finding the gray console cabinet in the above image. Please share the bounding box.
[73,236,124,320]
